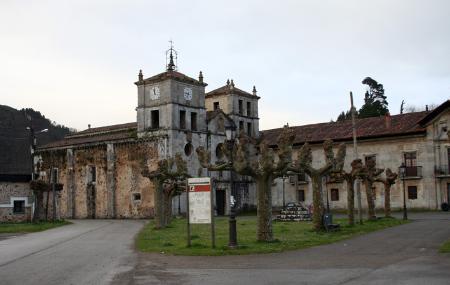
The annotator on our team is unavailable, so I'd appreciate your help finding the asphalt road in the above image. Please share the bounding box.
[0,219,145,285]
[115,212,450,285]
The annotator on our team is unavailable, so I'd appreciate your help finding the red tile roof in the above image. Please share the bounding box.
[134,70,207,87]
[39,122,137,149]
[261,112,429,147]
[70,122,136,136]
[418,100,450,126]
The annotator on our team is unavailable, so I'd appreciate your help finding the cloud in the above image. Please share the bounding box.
[0,0,449,131]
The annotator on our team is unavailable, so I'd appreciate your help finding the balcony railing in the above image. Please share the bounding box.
[435,166,450,177]
[399,166,423,179]
[289,173,308,185]
[325,175,344,184]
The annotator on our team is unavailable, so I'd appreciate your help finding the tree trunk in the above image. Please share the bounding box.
[346,179,355,226]
[384,183,391,218]
[311,173,325,231]
[256,175,273,242]
[33,191,43,222]
[365,180,376,220]
[163,192,173,226]
[153,179,165,229]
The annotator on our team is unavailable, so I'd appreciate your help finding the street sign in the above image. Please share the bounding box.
[188,177,211,224]
[186,177,215,248]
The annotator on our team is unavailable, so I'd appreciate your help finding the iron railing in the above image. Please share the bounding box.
[399,166,423,179]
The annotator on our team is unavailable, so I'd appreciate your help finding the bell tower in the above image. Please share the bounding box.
[134,44,208,166]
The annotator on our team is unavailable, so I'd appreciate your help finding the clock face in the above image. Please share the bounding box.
[183,87,193,100]
[150,86,160,100]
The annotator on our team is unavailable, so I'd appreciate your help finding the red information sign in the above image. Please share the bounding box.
[189,184,211,192]
[188,178,212,224]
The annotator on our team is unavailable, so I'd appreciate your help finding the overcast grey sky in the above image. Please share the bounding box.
[1,0,449,131]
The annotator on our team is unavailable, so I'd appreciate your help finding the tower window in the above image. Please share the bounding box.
[215,143,224,160]
[239,121,244,133]
[213,102,220,110]
[191,112,197,131]
[247,122,252,136]
[151,110,159,129]
[238,100,243,115]
[184,143,193,156]
[179,110,186,129]
[247,102,251,116]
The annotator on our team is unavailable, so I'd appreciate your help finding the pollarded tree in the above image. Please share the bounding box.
[375,168,398,218]
[141,153,189,229]
[332,159,365,226]
[363,157,384,220]
[292,140,346,231]
[196,126,296,242]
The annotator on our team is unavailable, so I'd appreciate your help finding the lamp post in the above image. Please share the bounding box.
[26,126,48,222]
[225,125,238,249]
[26,126,49,179]
[399,163,408,220]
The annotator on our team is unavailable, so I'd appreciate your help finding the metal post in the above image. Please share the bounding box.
[350,92,363,224]
[186,180,191,247]
[29,127,36,222]
[282,176,286,209]
[326,178,330,214]
[402,178,408,220]
[178,193,181,215]
[210,179,216,249]
[228,140,237,249]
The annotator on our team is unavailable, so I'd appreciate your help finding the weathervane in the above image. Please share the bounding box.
[166,40,178,71]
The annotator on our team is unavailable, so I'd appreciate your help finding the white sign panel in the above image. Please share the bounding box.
[188,177,212,224]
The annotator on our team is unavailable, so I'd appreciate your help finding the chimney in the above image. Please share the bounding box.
[384,112,391,129]
[88,124,91,130]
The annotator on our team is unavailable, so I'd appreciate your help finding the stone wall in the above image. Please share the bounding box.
[114,142,156,218]
[271,135,439,210]
[38,139,160,219]
[0,182,32,222]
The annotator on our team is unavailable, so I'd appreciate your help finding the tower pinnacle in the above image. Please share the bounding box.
[166,40,177,71]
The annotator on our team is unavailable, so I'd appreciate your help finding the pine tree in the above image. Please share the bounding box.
[358,77,389,118]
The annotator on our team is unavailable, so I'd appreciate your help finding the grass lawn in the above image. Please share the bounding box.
[439,240,450,253]
[136,216,408,256]
[0,220,71,234]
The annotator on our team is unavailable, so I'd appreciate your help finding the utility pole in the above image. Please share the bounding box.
[350,92,363,224]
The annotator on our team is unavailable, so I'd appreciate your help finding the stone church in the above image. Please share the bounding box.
[31,49,450,221]
[36,50,260,219]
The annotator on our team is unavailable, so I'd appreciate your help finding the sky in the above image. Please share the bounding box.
[1,0,449,132]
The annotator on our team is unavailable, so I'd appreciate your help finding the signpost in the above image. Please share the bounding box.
[187,177,215,248]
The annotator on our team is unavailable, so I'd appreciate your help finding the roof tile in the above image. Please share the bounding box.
[261,112,429,147]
